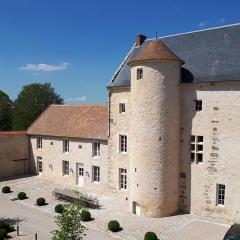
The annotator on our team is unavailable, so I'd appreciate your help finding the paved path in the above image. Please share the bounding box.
[0,194,116,240]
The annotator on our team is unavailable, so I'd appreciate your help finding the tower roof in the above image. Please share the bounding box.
[128,39,184,66]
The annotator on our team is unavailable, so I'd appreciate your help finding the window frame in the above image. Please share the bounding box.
[194,100,202,111]
[63,138,69,153]
[92,166,100,182]
[119,168,127,190]
[37,156,43,173]
[119,103,126,114]
[37,136,42,149]
[216,184,226,206]
[119,135,127,153]
[137,68,143,80]
[92,141,100,157]
[190,135,203,163]
[63,160,70,176]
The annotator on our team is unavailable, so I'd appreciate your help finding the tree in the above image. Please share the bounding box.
[0,90,12,131]
[12,83,63,130]
[52,200,86,240]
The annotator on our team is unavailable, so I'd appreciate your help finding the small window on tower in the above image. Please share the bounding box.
[137,68,143,80]
[194,100,202,111]
[119,103,126,114]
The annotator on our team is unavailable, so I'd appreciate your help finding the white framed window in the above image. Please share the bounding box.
[217,184,225,206]
[119,135,127,153]
[92,166,100,182]
[194,100,202,111]
[37,136,42,149]
[63,138,69,153]
[190,135,203,163]
[63,160,69,175]
[137,68,143,80]
[119,168,127,190]
[92,141,100,157]
[119,103,126,114]
[37,156,43,173]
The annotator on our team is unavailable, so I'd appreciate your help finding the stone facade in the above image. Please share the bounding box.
[0,132,29,178]
[29,136,108,193]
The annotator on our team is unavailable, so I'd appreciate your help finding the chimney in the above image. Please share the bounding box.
[136,34,147,46]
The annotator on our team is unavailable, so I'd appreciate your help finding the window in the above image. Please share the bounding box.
[63,161,69,175]
[63,138,69,153]
[195,100,202,111]
[217,184,225,206]
[119,168,127,190]
[37,137,42,149]
[137,68,143,80]
[119,103,126,114]
[92,166,100,182]
[119,135,127,153]
[78,167,84,176]
[37,156,43,173]
[190,135,203,163]
[92,141,100,157]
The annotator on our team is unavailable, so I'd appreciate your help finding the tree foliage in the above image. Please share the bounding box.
[12,83,63,130]
[52,200,86,240]
[0,90,12,131]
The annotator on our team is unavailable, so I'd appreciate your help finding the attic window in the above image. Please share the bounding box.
[137,68,143,80]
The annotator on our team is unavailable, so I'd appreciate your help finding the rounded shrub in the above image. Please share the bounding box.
[2,186,11,194]
[55,204,64,214]
[0,229,7,240]
[0,221,10,232]
[144,231,158,240]
[81,210,91,221]
[36,197,46,206]
[108,220,121,232]
[18,192,27,200]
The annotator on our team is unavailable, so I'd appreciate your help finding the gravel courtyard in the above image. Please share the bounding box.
[0,175,231,240]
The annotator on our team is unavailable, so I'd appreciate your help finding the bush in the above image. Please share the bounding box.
[0,229,7,240]
[36,197,46,206]
[18,192,27,200]
[55,204,64,214]
[108,220,121,232]
[0,220,10,233]
[2,186,11,194]
[144,231,158,240]
[81,210,91,221]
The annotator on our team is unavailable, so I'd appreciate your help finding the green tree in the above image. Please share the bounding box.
[12,83,63,130]
[52,200,86,240]
[0,90,12,131]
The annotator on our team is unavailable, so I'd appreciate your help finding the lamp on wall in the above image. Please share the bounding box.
[70,168,74,174]
[49,164,53,170]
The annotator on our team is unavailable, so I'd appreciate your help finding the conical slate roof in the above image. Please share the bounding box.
[128,39,184,65]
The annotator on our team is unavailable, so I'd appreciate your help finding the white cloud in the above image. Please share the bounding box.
[19,62,70,72]
[219,18,226,23]
[197,21,208,27]
[65,96,87,103]
[197,18,226,28]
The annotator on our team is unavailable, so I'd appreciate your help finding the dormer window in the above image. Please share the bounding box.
[137,68,143,80]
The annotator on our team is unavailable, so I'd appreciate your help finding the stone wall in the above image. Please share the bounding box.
[180,82,240,222]
[29,136,108,193]
[0,132,29,178]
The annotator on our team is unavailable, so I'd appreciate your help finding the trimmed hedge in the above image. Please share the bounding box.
[108,220,121,232]
[0,229,7,240]
[144,232,158,240]
[81,210,91,221]
[55,204,64,214]
[2,186,11,194]
[0,221,10,233]
[18,192,27,200]
[36,197,46,206]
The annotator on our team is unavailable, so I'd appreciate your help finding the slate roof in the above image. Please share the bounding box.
[109,23,240,87]
[27,105,108,140]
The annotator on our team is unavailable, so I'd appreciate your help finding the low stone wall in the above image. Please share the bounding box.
[0,131,29,178]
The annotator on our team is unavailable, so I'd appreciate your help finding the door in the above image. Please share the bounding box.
[37,156,43,175]
[133,201,141,216]
[77,163,84,187]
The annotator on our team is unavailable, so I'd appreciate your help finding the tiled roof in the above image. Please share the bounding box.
[27,104,108,140]
[0,131,26,135]
[109,23,240,86]
[128,39,184,65]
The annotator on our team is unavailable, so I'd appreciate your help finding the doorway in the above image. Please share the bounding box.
[37,156,43,175]
[132,201,141,216]
[77,163,84,187]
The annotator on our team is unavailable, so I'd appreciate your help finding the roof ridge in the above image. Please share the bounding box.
[147,22,240,41]
[50,104,107,107]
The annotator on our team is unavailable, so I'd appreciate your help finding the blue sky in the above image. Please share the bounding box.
[0,0,239,104]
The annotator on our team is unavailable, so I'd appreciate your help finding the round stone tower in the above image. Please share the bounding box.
[128,39,184,217]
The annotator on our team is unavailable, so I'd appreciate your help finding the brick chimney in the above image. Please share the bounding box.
[136,34,147,46]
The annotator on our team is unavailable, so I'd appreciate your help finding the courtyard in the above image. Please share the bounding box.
[0,175,231,240]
